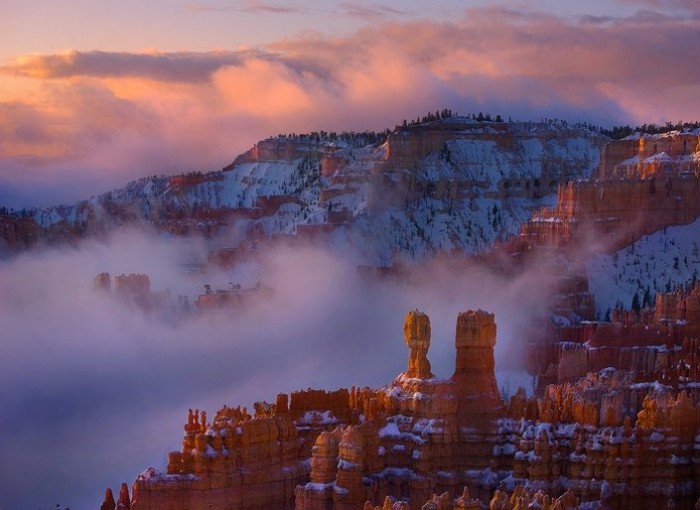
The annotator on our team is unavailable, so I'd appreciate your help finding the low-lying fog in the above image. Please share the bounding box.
[0,229,548,509]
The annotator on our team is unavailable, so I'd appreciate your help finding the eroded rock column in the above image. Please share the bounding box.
[403,310,433,379]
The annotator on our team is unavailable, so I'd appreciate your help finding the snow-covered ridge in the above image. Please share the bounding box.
[19,119,605,264]
[623,128,700,141]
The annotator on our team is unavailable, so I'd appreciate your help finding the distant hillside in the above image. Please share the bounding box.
[1,117,607,263]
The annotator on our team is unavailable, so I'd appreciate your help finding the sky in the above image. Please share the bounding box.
[1,0,699,207]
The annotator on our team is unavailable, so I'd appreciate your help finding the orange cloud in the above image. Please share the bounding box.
[212,59,318,117]
[1,6,699,206]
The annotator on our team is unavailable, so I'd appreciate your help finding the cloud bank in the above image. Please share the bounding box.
[1,5,699,207]
[0,228,554,509]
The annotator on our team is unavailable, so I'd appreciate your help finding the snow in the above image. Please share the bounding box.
[337,459,359,469]
[412,418,444,435]
[587,216,700,316]
[493,443,517,456]
[630,381,672,392]
[496,370,536,399]
[305,482,333,491]
[23,122,603,266]
[298,410,337,425]
[378,421,401,438]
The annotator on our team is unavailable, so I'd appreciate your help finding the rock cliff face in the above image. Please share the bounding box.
[531,282,700,389]
[103,308,700,510]
[599,130,700,180]
[518,174,700,254]
[515,131,700,255]
[2,118,604,263]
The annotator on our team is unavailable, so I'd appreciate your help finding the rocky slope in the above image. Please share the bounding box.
[1,118,605,264]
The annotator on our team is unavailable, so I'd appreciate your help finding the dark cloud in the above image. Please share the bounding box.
[186,1,305,15]
[338,2,404,21]
[1,50,257,82]
[616,0,700,14]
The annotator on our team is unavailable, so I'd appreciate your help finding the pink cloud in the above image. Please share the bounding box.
[1,6,699,206]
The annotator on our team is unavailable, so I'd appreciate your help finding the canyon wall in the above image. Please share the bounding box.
[531,282,700,389]
[516,131,700,254]
[599,131,700,180]
[518,174,700,253]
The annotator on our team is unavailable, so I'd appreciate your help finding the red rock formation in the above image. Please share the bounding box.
[100,488,116,510]
[494,369,700,509]
[0,209,42,250]
[103,308,700,510]
[94,272,112,293]
[114,274,150,298]
[533,282,700,387]
[117,482,131,509]
[404,311,434,379]
[452,310,498,397]
[599,132,700,180]
[516,131,700,257]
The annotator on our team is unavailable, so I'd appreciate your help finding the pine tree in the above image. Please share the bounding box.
[631,293,641,313]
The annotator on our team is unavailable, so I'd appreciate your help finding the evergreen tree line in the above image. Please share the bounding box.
[601,120,700,140]
[275,130,390,146]
[396,109,507,129]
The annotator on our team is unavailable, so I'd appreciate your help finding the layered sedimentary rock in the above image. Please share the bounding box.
[599,130,700,180]
[532,282,700,387]
[104,307,700,510]
[495,369,700,510]
[92,272,196,318]
[403,310,433,379]
[295,310,505,510]
[517,133,700,255]
[4,118,604,263]
[518,174,700,253]
[106,310,505,510]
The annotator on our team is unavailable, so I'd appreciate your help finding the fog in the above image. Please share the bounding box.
[0,229,555,509]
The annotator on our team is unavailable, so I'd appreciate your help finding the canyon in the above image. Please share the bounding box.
[92,122,700,509]
[5,116,700,509]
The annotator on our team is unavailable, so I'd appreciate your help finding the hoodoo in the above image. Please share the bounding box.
[403,310,433,379]
[103,308,700,509]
